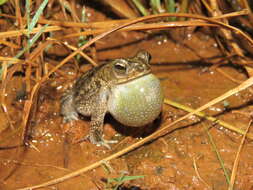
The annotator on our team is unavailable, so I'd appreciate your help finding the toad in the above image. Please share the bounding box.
[61,51,163,148]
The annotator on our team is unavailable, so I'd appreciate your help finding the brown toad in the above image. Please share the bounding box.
[61,51,163,148]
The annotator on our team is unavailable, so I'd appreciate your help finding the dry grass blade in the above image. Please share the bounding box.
[210,0,245,57]
[61,21,218,39]
[228,120,252,190]
[0,39,20,49]
[57,9,249,39]
[15,0,23,34]
[0,9,248,31]
[0,13,132,28]
[193,156,211,189]
[49,11,251,41]
[62,42,98,66]
[0,158,70,172]
[0,62,15,131]
[59,8,249,38]
[216,68,243,84]
[0,57,21,63]
[0,25,61,38]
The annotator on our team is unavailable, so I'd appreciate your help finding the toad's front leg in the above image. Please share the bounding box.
[89,89,117,149]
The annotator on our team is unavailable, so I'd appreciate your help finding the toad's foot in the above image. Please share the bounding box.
[77,135,118,149]
[89,134,118,149]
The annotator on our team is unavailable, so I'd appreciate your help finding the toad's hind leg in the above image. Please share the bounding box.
[60,90,79,123]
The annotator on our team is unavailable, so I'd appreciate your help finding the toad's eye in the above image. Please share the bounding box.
[114,63,127,73]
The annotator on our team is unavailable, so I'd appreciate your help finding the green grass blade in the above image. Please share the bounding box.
[28,0,48,32]
[15,24,49,58]
[165,0,176,21]
[206,127,231,185]
[150,0,162,14]
[179,0,189,21]
[165,0,175,12]
[112,175,144,183]
[0,0,8,6]
[131,0,149,16]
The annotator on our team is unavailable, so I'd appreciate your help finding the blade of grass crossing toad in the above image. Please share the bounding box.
[131,0,149,16]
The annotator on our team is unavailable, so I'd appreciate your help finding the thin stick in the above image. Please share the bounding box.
[0,9,248,29]
[193,156,211,189]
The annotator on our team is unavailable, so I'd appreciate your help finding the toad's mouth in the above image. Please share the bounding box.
[116,70,151,84]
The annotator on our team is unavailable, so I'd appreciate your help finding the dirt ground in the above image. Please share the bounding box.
[0,4,253,190]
